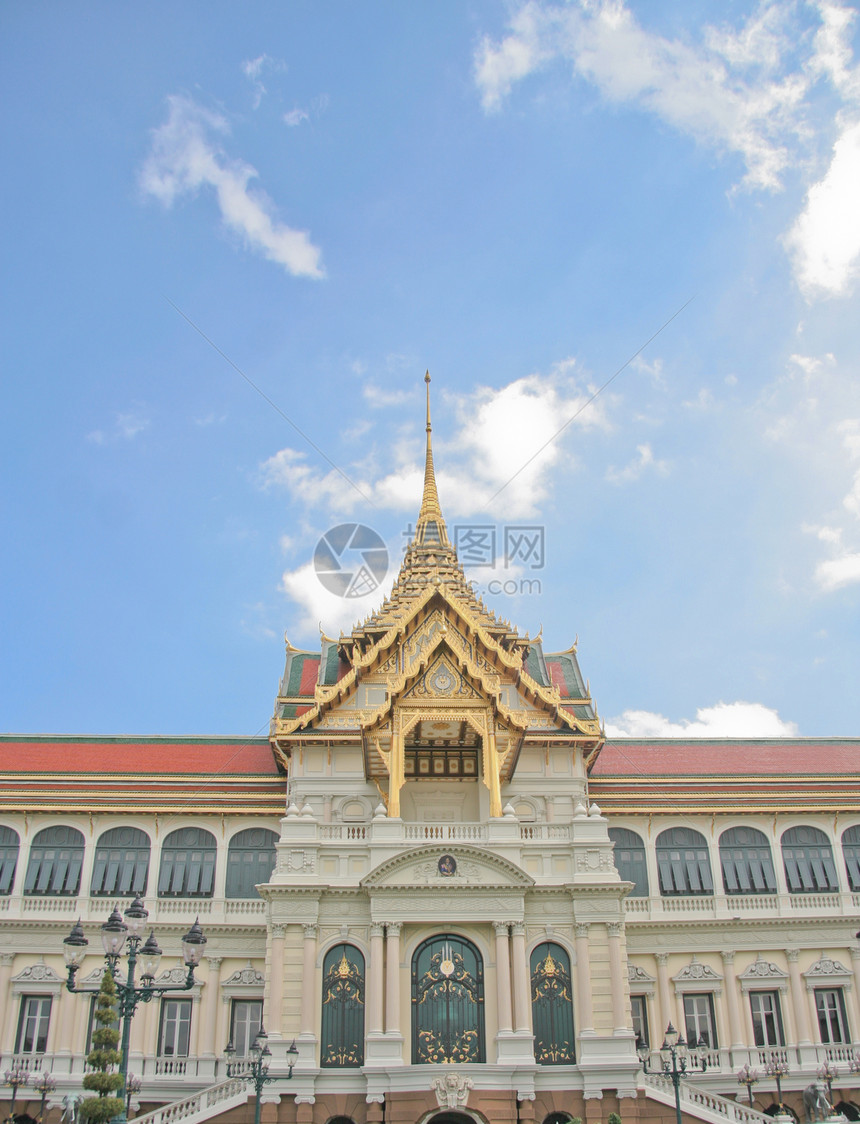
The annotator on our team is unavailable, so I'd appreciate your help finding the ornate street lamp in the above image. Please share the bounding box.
[817,1061,838,1105]
[225,1030,298,1124]
[636,1034,651,1071]
[765,1053,790,1111]
[124,1075,142,1119]
[3,1068,29,1124]
[737,1063,760,1107]
[63,898,207,1124]
[660,1023,688,1124]
[31,1073,56,1123]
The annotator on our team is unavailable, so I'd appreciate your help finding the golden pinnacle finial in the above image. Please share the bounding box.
[414,370,448,546]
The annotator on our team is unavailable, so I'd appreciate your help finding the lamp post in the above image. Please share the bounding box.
[124,1075,141,1120]
[63,897,207,1124]
[817,1061,838,1105]
[737,1064,760,1107]
[660,1023,688,1124]
[31,1073,56,1123]
[3,1068,29,1124]
[225,1029,298,1124]
[636,1035,651,1072]
[765,1053,790,1111]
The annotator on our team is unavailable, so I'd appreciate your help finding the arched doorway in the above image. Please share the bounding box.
[425,1114,477,1124]
[412,934,485,1063]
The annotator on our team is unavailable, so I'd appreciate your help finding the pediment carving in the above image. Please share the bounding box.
[403,653,481,701]
[361,845,534,889]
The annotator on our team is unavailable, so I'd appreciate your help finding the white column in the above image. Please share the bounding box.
[788,949,812,1045]
[268,924,286,1036]
[656,952,671,1041]
[511,922,531,1033]
[0,954,14,1053]
[300,925,317,1036]
[200,957,223,1057]
[850,948,860,1036]
[575,923,594,1033]
[385,923,402,1036]
[368,924,385,1035]
[494,923,513,1034]
[721,951,744,1049]
[607,923,628,1032]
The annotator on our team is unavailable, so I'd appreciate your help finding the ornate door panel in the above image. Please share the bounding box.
[412,935,485,1063]
[530,942,575,1063]
[320,944,365,1067]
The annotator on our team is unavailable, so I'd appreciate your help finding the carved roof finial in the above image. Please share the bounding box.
[414,371,449,548]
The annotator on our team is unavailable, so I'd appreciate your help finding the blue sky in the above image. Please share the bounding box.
[2,1,860,739]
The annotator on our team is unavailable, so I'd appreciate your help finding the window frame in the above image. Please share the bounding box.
[683,992,718,1049]
[749,990,785,1047]
[841,825,860,892]
[16,994,52,1054]
[158,997,193,1057]
[157,827,217,898]
[781,826,839,893]
[23,825,85,896]
[229,998,263,1057]
[91,827,151,897]
[609,828,649,897]
[631,994,650,1050]
[225,828,278,899]
[719,826,777,895]
[0,825,20,895]
[815,988,850,1044]
[656,828,714,896]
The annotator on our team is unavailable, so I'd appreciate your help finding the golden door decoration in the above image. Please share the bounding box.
[411,935,485,1064]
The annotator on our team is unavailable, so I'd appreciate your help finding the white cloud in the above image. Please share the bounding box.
[262,363,610,521]
[140,94,324,279]
[362,383,415,408]
[605,442,669,484]
[283,107,309,127]
[242,54,286,108]
[475,0,810,190]
[784,119,860,298]
[279,557,396,637]
[605,700,799,738]
[474,1,860,298]
[87,407,150,444]
[763,352,860,591]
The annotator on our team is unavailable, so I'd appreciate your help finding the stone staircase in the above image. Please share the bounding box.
[131,1078,250,1124]
[643,1073,774,1124]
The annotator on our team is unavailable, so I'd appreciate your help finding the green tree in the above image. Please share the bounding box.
[79,970,124,1123]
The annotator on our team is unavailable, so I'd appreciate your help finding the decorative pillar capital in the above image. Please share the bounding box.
[206,956,223,972]
[575,923,590,939]
[370,923,385,939]
[0,953,15,967]
[721,950,736,966]
[787,948,800,963]
[385,922,402,938]
[851,947,860,963]
[608,922,623,938]
[302,924,317,940]
[494,921,511,938]
[511,921,526,937]
[270,924,286,939]
[656,952,669,966]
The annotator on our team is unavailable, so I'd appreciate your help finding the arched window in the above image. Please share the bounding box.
[530,942,575,1064]
[23,825,84,895]
[225,829,278,898]
[91,827,150,897]
[842,826,860,891]
[656,827,713,895]
[412,935,485,1064]
[719,826,776,894]
[609,828,649,896]
[157,827,216,897]
[0,826,20,895]
[543,1116,577,1124]
[320,944,364,1067]
[781,826,838,892]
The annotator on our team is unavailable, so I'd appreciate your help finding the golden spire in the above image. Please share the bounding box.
[414,371,449,548]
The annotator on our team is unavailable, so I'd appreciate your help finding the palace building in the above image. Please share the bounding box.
[2,376,860,1124]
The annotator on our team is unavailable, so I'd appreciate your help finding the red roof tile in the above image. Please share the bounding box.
[592,739,860,777]
[0,737,279,775]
